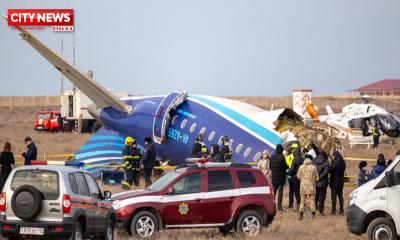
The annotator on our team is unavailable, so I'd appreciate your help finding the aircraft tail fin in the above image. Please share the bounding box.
[2,15,132,113]
[325,105,334,115]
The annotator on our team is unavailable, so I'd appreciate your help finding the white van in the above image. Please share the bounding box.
[345,156,400,240]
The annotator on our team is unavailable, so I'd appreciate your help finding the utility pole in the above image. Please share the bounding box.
[60,34,64,93]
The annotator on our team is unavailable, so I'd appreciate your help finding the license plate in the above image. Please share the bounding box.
[19,227,44,235]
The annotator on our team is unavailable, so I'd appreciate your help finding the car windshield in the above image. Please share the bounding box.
[147,169,183,192]
[37,113,51,119]
[10,170,59,200]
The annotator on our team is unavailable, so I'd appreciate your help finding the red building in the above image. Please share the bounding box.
[354,79,400,97]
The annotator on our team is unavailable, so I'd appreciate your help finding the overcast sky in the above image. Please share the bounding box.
[1,0,400,96]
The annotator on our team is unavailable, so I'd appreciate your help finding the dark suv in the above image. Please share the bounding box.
[0,165,115,240]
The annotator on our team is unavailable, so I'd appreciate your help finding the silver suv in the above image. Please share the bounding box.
[0,165,115,240]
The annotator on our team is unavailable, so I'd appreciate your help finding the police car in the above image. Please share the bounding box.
[111,159,276,238]
[0,165,115,240]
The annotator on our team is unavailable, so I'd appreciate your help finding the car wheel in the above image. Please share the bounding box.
[69,222,83,240]
[236,210,262,237]
[367,217,397,240]
[101,220,114,240]
[11,185,43,221]
[130,210,158,239]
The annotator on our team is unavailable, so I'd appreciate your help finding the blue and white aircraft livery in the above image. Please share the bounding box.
[6,18,300,173]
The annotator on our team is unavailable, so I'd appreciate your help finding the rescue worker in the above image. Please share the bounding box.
[121,137,135,190]
[372,122,380,148]
[142,137,156,188]
[191,134,204,157]
[270,144,287,211]
[297,157,319,220]
[330,151,346,215]
[314,151,330,216]
[210,144,223,162]
[199,143,209,158]
[220,136,232,162]
[287,145,303,210]
[57,114,63,132]
[285,143,297,208]
[22,136,37,165]
[130,139,142,187]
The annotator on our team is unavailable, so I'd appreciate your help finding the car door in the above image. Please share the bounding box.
[74,172,96,233]
[387,162,400,231]
[85,173,107,231]
[201,170,240,224]
[162,171,204,226]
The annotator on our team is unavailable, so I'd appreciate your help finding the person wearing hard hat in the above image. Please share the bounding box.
[121,136,135,190]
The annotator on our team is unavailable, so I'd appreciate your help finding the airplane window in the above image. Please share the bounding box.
[244,147,252,158]
[236,144,243,154]
[199,127,206,135]
[208,131,216,141]
[171,115,178,126]
[190,123,197,133]
[254,152,262,161]
[181,119,188,129]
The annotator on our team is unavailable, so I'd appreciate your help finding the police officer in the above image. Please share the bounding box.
[130,139,142,188]
[220,136,232,162]
[121,136,135,190]
[142,137,156,188]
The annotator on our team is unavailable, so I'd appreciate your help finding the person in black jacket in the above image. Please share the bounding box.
[22,136,37,165]
[191,134,203,157]
[0,142,15,191]
[288,146,304,210]
[142,137,156,188]
[314,151,330,215]
[330,151,346,215]
[269,144,287,211]
[210,144,223,162]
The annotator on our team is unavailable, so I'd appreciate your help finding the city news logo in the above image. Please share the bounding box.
[7,9,74,32]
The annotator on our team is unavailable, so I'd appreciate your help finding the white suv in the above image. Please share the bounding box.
[0,165,115,240]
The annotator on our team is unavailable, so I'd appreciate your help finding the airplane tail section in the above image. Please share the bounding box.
[2,15,131,113]
[325,105,334,115]
[75,127,125,176]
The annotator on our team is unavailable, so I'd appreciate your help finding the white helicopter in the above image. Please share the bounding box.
[318,96,400,146]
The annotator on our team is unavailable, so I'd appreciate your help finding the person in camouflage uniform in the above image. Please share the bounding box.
[297,157,319,220]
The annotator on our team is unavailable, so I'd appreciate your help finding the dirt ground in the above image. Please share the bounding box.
[1,106,399,240]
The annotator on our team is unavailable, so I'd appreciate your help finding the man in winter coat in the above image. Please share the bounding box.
[142,137,157,188]
[22,136,37,165]
[297,157,318,220]
[330,151,346,215]
[287,146,304,210]
[314,151,330,215]
[269,144,287,211]
[191,135,203,157]
[370,154,386,180]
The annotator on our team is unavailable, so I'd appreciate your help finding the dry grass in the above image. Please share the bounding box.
[1,106,399,239]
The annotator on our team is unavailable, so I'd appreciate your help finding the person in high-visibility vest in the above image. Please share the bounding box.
[122,136,135,190]
[130,140,142,188]
[285,143,298,208]
[372,123,380,148]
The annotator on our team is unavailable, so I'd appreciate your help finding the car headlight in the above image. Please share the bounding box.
[349,191,358,206]
[112,200,121,209]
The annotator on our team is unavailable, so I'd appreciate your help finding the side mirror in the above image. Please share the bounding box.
[385,172,394,188]
[166,187,174,195]
[103,191,112,199]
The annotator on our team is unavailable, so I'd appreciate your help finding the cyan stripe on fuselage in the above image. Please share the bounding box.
[188,95,282,147]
